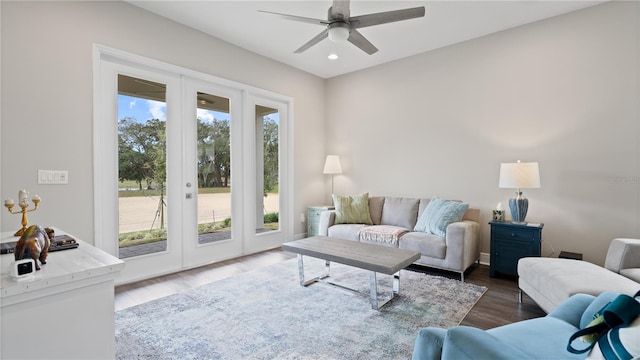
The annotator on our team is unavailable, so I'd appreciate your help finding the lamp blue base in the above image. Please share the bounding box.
[509,197,528,223]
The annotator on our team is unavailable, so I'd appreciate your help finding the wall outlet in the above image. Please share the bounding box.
[38,170,69,184]
[300,213,306,223]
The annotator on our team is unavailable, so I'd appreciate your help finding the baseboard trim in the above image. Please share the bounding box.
[479,252,490,266]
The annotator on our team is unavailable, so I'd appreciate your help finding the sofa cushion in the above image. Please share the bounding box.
[417,198,431,218]
[369,196,385,225]
[518,257,640,313]
[399,232,446,259]
[327,224,365,241]
[414,196,468,237]
[621,268,640,282]
[488,317,583,359]
[332,193,373,225]
[579,292,621,329]
[380,197,419,229]
[358,225,408,247]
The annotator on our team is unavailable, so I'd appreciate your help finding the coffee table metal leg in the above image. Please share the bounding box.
[297,254,330,286]
[369,271,379,309]
[393,271,400,295]
[296,255,402,311]
[369,271,401,310]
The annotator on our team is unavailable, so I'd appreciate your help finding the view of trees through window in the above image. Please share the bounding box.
[116,75,280,258]
[256,105,280,234]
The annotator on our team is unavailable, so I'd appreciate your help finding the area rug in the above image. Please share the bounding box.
[115,258,486,360]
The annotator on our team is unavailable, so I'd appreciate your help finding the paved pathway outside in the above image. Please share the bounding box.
[119,193,279,233]
[118,191,279,259]
[119,231,231,258]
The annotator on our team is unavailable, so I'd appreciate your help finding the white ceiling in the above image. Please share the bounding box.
[127,0,606,79]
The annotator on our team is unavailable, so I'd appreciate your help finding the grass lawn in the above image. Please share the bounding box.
[119,217,279,247]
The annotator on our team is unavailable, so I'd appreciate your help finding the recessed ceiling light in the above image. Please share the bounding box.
[328,53,339,60]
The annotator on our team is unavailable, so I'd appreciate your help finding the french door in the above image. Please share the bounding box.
[94,46,291,284]
[181,79,243,268]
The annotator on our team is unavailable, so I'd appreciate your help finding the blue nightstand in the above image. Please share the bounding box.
[489,221,544,278]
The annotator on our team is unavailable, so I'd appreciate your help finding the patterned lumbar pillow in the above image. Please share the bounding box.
[332,193,373,225]
[414,196,469,237]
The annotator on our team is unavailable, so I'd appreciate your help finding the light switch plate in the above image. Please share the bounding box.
[38,170,69,184]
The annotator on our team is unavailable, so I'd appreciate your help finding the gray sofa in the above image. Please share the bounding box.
[518,237,640,313]
[318,196,480,280]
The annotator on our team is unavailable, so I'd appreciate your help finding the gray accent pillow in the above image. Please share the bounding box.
[368,196,385,225]
[418,198,432,218]
[380,197,419,229]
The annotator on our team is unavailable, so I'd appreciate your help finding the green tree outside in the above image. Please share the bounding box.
[118,113,279,245]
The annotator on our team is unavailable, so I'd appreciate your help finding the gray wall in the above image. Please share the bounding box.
[325,1,640,265]
[0,1,326,241]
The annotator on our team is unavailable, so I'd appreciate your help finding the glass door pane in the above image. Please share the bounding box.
[117,74,168,259]
[195,92,232,244]
[182,79,242,269]
[255,105,280,234]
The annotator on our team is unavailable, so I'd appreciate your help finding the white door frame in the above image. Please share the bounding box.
[93,45,294,284]
[243,94,294,254]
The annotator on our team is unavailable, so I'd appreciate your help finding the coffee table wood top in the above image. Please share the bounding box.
[282,236,421,275]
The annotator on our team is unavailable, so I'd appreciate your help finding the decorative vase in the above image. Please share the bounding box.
[509,192,528,224]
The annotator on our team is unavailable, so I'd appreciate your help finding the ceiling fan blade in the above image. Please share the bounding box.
[350,6,426,29]
[294,28,329,53]
[329,0,350,21]
[347,29,378,55]
[258,10,329,26]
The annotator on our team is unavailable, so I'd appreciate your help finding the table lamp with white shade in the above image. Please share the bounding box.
[498,161,540,224]
[323,155,342,195]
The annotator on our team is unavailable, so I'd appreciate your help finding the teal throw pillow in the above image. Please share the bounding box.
[414,196,469,237]
[332,193,373,225]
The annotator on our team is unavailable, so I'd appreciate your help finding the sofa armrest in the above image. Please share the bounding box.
[444,220,480,268]
[604,238,640,273]
[412,327,447,360]
[318,210,336,236]
[547,293,596,327]
[442,326,533,360]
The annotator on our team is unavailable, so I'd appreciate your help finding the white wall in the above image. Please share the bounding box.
[325,1,640,265]
[0,1,326,242]
[2,1,638,266]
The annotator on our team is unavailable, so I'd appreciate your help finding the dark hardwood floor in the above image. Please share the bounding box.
[115,248,546,329]
[407,263,547,329]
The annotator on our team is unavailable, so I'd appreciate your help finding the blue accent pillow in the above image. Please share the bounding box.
[414,196,469,237]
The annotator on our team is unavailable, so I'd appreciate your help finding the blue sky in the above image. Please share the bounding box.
[118,95,229,123]
[117,94,279,125]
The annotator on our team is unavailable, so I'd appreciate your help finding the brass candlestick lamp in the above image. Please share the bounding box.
[4,190,41,236]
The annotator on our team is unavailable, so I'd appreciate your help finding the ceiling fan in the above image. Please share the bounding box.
[259,0,426,55]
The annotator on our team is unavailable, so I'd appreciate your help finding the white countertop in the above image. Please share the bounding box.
[0,227,124,305]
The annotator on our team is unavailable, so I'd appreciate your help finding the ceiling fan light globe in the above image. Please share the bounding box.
[328,26,350,43]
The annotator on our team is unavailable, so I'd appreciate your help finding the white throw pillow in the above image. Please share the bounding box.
[585,316,640,360]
